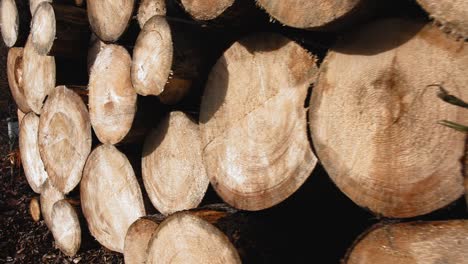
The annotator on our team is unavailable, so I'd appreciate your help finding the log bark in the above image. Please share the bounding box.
[81,144,146,253]
[40,179,65,229]
[199,33,318,211]
[136,0,166,29]
[7,47,30,113]
[416,0,468,39]
[146,211,241,264]
[31,2,89,58]
[86,0,135,42]
[142,111,209,215]
[256,0,373,30]
[22,34,56,114]
[0,0,30,47]
[19,112,48,193]
[131,15,204,104]
[29,196,41,222]
[38,86,91,194]
[88,44,137,145]
[309,19,468,218]
[345,220,468,264]
[50,199,81,256]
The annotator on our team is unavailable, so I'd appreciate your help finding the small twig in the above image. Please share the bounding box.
[427,84,468,108]
[438,120,468,132]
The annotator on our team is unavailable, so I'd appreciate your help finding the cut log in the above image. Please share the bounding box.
[146,212,241,264]
[40,179,65,229]
[22,34,55,114]
[200,33,318,210]
[256,0,373,30]
[178,0,234,20]
[29,196,41,222]
[137,0,166,29]
[19,113,48,193]
[131,15,204,104]
[7,47,30,113]
[309,19,468,218]
[0,0,18,47]
[345,221,468,263]
[30,0,83,15]
[38,86,91,194]
[50,199,81,256]
[416,0,468,39]
[30,2,89,58]
[124,217,160,264]
[81,144,145,253]
[142,111,209,215]
[89,44,137,144]
[86,0,135,42]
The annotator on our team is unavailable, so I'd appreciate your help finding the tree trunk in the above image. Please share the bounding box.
[50,199,81,257]
[256,0,373,30]
[199,33,318,211]
[22,34,56,114]
[309,19,468,218]
[131,15,207,104]
[7,47,30,113]
[0,0,30,47]
[88,44,137,145]
[416,0,468,39]
[86,0,135,42]
[30,2,89,58]
[29,196,41,222]
[142,111,209,215]
[146,211,241,264]
[19,113,48,194]
[80,144,146,253]
[345,220,468,264]
[136,0,166,29]
[38,86,91,194]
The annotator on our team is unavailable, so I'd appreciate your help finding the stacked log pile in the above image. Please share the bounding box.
[1,0,467,262]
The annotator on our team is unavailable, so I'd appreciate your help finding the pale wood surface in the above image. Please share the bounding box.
[50,199,81,257]
[7,47,30,113]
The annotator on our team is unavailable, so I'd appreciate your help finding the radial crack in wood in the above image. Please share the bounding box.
[86,0,135,42]
[309,19,468,218]
[142,111,209,215]
[19,113,48,193]
[50,199,81,257]
[89,44,137,144]
[146,212,241,264]
[81,144,145,253]
[38,86,91,194]
[345,221,468,264]
[200,33,318,211]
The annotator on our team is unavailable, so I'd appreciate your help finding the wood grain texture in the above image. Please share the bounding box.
[124,218,159,264]
[180,0,234,20]
[81,144,145,253]
[200,33,318,210]
[50,199,81,257]
[142,111,209,215]
[137,0,166,28]
[309,19,468,218]
[89,44,137,145]
[86,0,135,42]
[416,0,468,39]
[7,47,30,113]
[22,34,55,114]
[38,86,91,194]
[0,0,19,47]
[256,0,365,29]
[346,221,468,264]
[146,212,241,264]
[19,113,48,193]
[40,179,64,229]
